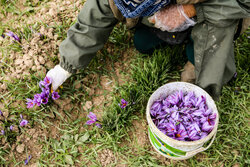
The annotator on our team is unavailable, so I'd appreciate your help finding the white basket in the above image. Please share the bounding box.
[146,82,219,160]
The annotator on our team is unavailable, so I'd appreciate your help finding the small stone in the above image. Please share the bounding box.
[16,144,25,153]
[25,60,33,67]
[83,101,92,110]
[38,56,45,65]
[15,59,23,65]
[34,59,40,66]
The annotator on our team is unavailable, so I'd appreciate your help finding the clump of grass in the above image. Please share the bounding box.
[101,45,184,139]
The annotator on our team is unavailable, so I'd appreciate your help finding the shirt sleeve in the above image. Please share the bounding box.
[59,0,118,73]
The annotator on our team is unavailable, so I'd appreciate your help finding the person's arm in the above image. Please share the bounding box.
[47,0,117,90]
[59,0,118,74]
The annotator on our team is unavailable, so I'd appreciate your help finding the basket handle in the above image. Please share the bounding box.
[186,131,217,157]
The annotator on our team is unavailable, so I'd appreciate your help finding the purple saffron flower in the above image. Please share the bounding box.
[167,94,179,106]
[96,123,102,128]
[173,123,188,141]
[200,132,208,139]
[150,109,158,117]
[51,91,60,100]
[33,94,42,106]
[39,76,52,89]
[191,108,204,117]
[86,112,97,125]
[201,121,214,132]
[6,31,20,42]
[44,76,52,86]
[24,155,32,165]
[10,125,14,131]
[166,121,177,133]
[20,120,28,127]
[188,129,200,141]
[151,100,162,112]
[1,130,4,135]
[26,98,35,108]
[119,99,128,109]
[1,34,5,38]
[40,92,49,104]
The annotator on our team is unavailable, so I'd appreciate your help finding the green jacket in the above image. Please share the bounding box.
[59,0,250,100]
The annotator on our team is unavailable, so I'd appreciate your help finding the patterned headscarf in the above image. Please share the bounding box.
[114,0,171,18]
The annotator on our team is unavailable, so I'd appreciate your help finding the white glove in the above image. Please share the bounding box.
[46,64,72,91]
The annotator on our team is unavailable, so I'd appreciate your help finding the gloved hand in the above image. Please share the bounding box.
[46,64,72,91]
[148,4,196,32]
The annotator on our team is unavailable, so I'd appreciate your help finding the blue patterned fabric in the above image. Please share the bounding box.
[114,0,171,18]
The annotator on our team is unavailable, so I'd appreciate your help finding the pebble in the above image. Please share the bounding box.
[38,56,45,65]
[16,144,25,153]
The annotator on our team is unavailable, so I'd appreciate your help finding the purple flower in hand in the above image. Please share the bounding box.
[119,99,128,109]
[26,98,35,108]
[24,155,32,165]
[20,120,28,127]
[51,91,60,100]
[86,112,97,125]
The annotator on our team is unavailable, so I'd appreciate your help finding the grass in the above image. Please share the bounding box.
[0,1,249,166]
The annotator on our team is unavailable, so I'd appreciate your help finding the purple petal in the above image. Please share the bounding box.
[192,109,204,117]
[10,125,14,131]
[20,120,28,127]
[201,121,213,132]
[43,76,52,86]
[26,98,35,108]
[52,91,60,100]
[204,108,212,116]
[86,119,96,125]
[120,99,128,109]
[151,101,162,113]
[0,110,3,117]
[1,130,4,135]
[24,155,32,165]
[200,132,208,139]
[87,112,97,121]
[96,123,102,128]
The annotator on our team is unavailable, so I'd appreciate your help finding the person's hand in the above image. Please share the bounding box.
[148,4,196,32]
[46,64,71,91]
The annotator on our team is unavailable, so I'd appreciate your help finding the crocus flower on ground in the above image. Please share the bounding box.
[150,90,216,141]
[86,112,102,128]
[26,76,60,108]
[20,120,28,127]
[5,31,20,42]
[51,91,60,100]
[24,155,32,165]
[119,99,128,109]
[1,130,4,135]
[86,112,97,125]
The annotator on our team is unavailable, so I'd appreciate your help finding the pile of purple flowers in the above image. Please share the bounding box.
[150,91,216,141]
[26,76,60,108]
